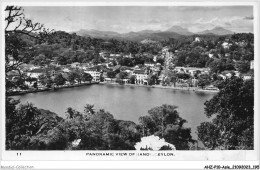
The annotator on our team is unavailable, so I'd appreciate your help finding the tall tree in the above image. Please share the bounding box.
[107,71,116,79]
[129,75,136,84]
[81,72,93,83]
[5,6,53,75]
[197,77,254,150]
[197,74,211,89]
[139,104,194,150]
[6,98,61,150]
[53,74,66,86]
[67,72,77,84]
[147,74,158,86]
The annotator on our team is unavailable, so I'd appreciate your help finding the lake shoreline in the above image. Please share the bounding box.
[7,81,219,97]
[99,82,219,93]
[6,82,99,96]
[13,81,216,141]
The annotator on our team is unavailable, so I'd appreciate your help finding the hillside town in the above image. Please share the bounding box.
[6,35,254,95]
[4,5,256,157]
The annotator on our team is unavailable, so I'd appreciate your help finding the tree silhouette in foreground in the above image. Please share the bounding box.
[5,6,54,91]
[197,77,254,150]
[139,104,195,150]
[6,101,195,150]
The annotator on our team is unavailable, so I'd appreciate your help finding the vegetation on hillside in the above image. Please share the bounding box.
[197,77,254,150]
[5,6,255,150]
[6,101,194,150]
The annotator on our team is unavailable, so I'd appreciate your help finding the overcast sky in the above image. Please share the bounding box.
[22,6,253,33]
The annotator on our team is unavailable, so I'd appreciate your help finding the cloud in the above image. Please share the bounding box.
[22,6,253,33]
[147,19,160,24]
[65,16,72,22]
[244,16,254,20]
[129,18,145,23]
[176,16,253,33]
[176,6,222,12]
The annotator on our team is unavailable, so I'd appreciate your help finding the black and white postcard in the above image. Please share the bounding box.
[1,0,259,169]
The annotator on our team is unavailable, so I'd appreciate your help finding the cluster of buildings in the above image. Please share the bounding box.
[7,36,254,92]
[6,62,100,90]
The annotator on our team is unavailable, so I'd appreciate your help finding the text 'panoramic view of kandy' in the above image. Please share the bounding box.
[5,6,254,150]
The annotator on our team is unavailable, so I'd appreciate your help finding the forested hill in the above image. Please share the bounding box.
[16,30,254,70]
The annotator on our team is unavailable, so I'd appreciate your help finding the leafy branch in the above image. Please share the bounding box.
[5,6,54,39]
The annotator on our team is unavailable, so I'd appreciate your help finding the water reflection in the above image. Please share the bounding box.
[129,86,135,89]
[13,84,215,139]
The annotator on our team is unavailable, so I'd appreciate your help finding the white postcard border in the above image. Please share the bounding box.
[1,0,259,169]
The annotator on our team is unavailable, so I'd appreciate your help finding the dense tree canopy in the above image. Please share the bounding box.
[6,99,142,150]
[197,74,211,89]
[139,104,195,150]
[5,6,255,152]
[53,74,66,86]
[197,77,254,150]
[5,6,53,74]
[147,74,158,85]
[81,72,93,82]
[6,98,196,150]
[6,98,63,150]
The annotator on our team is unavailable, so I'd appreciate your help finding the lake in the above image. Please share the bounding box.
[13,84,215,138]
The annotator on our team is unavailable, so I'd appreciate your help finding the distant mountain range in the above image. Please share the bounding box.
[166,25,194,35]
[197,27,234,35]
[74,26,234,42]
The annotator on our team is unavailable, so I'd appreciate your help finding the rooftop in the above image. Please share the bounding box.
[29,68,46,73]
[133,69,146,74]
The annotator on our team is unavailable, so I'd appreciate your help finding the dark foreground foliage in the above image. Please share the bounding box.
[197,77,254,150]
[6,101,195,150]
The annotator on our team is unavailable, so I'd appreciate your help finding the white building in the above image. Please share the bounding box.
[153,55,158,62]
[250,60,254,70]
[191,78,198,87]
[144,62,156,67]
[208,53,214,58]
[222,42,232,49]
[166,52,174,59]
[175,67,210,75]
[162,47,170,53]
[234,71,241,77]
[110,54,116,57]
[62,68,71,73]
[132,70,148,85]
[195,37,200,42]
[27,68,45,79]
[243,75,252,81]
[99,51,110,58]
[124,53,133,58]
[218,74,227,80]
[219,71,240,80]
[84,70,101,82]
